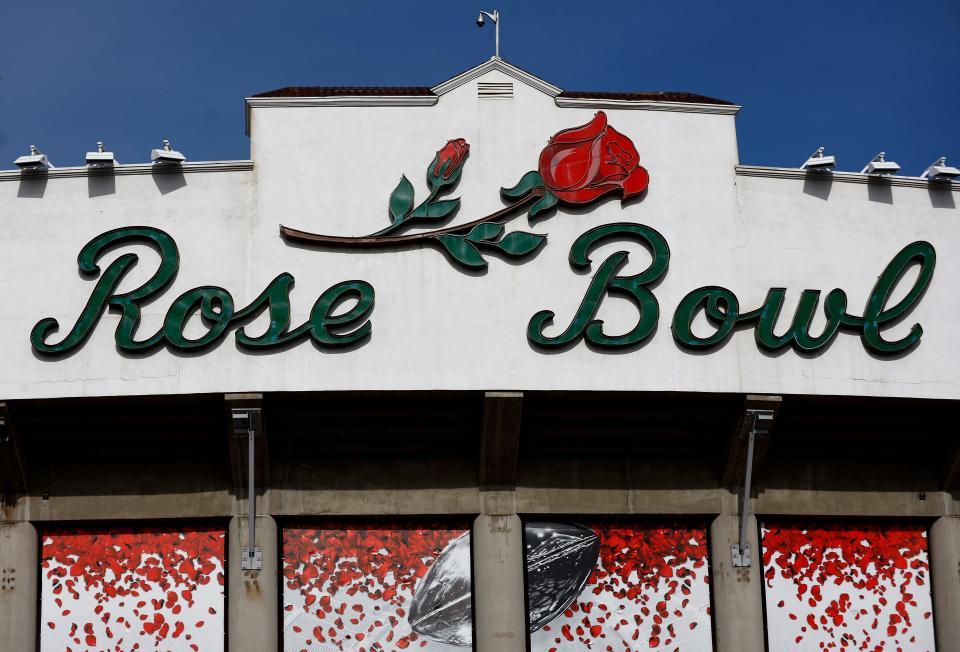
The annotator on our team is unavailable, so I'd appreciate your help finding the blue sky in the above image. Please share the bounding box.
[2,1,958,174]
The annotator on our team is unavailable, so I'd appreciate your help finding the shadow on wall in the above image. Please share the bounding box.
[802,173,833,201]
[153,170,187,194]
[88,173,116,198]
[866,178,893,204]
[17,173,47,198]
[928,186,956,209]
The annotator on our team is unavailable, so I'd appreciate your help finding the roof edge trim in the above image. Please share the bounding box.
[244,96,438,134]
[736,165,960,190]
[0,160,254,181]
[555,96,740,115]
[245,96,439,108]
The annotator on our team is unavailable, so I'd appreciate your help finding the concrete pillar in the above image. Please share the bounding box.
[0,521,37,652]
[472,511,527,652]
[709,513,766,652]
[228,515,278,652]
[930,515,960,652]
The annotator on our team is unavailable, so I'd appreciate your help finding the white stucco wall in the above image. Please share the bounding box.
[0,65,956,400]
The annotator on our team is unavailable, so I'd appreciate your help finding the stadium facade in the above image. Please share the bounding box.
[1,57,959,652]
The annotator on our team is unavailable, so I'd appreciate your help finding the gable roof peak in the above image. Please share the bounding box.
[431,57,562,98]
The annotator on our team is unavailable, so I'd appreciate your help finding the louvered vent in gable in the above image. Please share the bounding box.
[477,82,513,99]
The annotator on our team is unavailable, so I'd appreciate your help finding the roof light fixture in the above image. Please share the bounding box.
[475,9,500,59]
[800,146,835,172]
[14,145,52,171]
[861,152,900,176]
[151,139,186,165]
[85,141,116,168]
[921,157,959,182]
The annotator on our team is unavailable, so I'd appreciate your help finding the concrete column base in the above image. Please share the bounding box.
[0,521,38,652]
[930,515,960,652]
[472,512,527,652]
[228,515,278,652]
[709,513,766,652]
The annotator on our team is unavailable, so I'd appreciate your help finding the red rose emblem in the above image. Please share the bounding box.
[430,138,470,182]
[538,111,648,204]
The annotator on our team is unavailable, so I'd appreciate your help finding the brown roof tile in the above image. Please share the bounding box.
[560,91,735,105]
[252,86,735,106]
[252,86,434,98]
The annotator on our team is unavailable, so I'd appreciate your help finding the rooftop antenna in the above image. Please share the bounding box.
[475,9,501,59]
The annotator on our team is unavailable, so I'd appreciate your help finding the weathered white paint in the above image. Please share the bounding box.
[1,65,957,400]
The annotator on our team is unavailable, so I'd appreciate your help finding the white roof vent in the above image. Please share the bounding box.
[478,81,513,99]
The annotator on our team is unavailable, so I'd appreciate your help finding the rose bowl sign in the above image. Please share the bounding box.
[30,112,936,358]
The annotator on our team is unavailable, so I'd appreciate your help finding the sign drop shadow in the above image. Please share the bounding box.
[928,186,956,209]
[152,170,187,195]
[866,178,893,204]
[88,173,116,198]
[802,174,833,201]
[17,174,47,198]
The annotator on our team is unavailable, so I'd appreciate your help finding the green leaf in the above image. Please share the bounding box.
[465,222,504,243]
[410,198,460,220]
[388,175,415,224]
[435,234,487,269]
[529,190,559,219]
[495,231,547,257]
[501,171,544,200]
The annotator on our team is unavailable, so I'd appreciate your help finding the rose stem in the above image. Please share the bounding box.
[279,187,545,248]
[367,185,444,238]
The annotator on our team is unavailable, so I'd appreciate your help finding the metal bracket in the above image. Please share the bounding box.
[231,408,261,438]
[232,407,262,572]
[241,545,263,571]
[730,543,751,567]
[731,408,775,568]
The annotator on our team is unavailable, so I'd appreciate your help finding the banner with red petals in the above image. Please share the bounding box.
[40,525,226,652]
[282,522,472,651]
[761,522,935,652]
[527,521,713,652]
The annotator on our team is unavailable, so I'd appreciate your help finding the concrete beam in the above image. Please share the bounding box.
[720,395,781,487]
[0,521,38,652]
[225,394,268,492]
[228,515,278,652]
[0,403,27,498]
[709,511,766,652]
[268,486,480,516]
[757,488,946,518]
[478,392,523,487]
[517,455,724,514]
[23,488,235,522]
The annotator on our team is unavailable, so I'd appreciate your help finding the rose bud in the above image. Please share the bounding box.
[538,111,648,204]
[428,138,470,190]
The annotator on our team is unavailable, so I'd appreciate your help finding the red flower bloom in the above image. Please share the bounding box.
[432,138,470,180]
[538,111,649,204]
